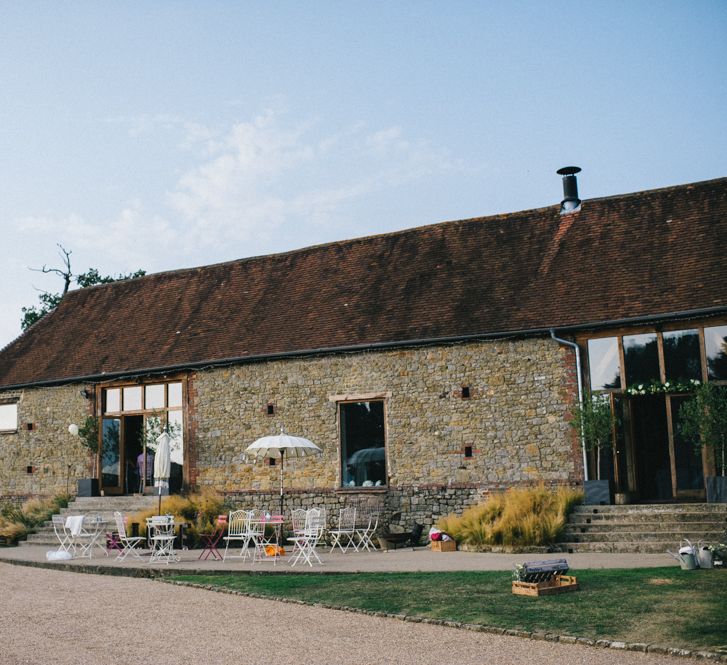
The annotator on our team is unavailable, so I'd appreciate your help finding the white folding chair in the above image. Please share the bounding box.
[147,515,178,564]
[65,515,95,558]
[290,509,307,536]
[245,509,269,563]
[355,510,380,552]
[222,509,253,560]
[113,511,145,560]
[52,515,72,552]
[329,506,358,553]
[287,508,308,560]
[288,508,326,567]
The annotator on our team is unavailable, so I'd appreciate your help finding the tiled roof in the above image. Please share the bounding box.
[1,177,726,388]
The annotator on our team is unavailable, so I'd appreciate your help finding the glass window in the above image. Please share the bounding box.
[168,382,183,408]
[101,418,120,488]
[340,401,386,488]
[623,333,660,386]
[104,388,121,413]
[122,386,143,411]
[145,384,165,409]
[663,330,702,382]
[705,325,727,381]
[671,396,704,491]
[587,337,621,390]
[0,403,18,432]
[168,411,184,466]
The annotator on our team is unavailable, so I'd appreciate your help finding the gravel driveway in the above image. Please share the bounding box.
[1,563,677,665]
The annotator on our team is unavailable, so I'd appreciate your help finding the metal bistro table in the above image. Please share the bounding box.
[249,513,285,564]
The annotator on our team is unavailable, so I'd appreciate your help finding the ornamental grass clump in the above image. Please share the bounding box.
[437,484,582,550]
[0,493,71,544]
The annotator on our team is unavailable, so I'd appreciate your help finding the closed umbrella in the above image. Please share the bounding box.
[245,429,322,517]
[154,431,171,515]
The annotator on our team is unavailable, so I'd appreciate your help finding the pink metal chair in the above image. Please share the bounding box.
[198,514,227,560]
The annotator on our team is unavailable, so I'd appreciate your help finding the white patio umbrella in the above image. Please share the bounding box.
[245,429,322,517]
[154,431,171,515]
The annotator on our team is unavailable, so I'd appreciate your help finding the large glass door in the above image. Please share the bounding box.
[627,395,706,501]
[629,396,672,501]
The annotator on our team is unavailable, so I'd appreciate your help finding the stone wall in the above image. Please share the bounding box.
[0,336,582,522]
[190,337,582,503]
[222,486,487,532]
[0,385,93,498]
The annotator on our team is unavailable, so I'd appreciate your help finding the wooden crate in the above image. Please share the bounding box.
[431,540,456,552]
[512,574,578,597]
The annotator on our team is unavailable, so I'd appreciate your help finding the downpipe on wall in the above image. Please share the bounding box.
[549,329,589,482]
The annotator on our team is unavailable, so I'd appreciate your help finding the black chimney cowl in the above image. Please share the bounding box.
[557,166,581,214]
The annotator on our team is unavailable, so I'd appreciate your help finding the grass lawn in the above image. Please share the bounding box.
[171,567,727,652]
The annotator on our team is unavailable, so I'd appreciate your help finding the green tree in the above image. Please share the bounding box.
[678,383,727,477]
[21,245,145,330]
[570,393,616,481]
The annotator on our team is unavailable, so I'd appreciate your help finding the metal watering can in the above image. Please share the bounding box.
[696,543,714,569]
[667,539,699,570]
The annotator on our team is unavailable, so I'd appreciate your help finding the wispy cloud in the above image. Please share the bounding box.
[165,109,460,254]
[106,113,216,150]
[16,204,177,272]
[14,110,460,284]
[3,110,461,347]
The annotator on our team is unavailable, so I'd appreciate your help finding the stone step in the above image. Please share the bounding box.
[63,496,158,511]
[19,496,160,548]
[557,541,678,554]
[570,503,727,515]
[562,530,724,544]
[564,520,725,533]
[569,510,727,524]
[560,502,727,554]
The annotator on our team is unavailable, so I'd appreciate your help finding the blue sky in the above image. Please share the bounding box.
[1,1,725,348]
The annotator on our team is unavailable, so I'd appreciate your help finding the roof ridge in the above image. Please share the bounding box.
[63,176,727,295]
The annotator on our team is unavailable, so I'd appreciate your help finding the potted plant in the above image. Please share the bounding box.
[678,383,727,503]
[69,416,99,497]
[570,393,617,505]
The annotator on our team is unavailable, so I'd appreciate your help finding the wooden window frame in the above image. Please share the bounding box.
[332,393,390,491]
[0,399,19,434]
[96,377,188,490]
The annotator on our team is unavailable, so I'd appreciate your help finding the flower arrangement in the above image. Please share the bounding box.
[624,379,701,396]
[708,543,727,564]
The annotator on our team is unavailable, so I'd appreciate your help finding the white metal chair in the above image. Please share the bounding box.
[113,511,145,560]
[245,509,270,563]
[65,515,95,558]
[52,515,72,552]
[288,508,326,567]
[222,509,253,560]
[147,515,178,564]
[290,508,307,535]
[329,506,358,553]
[354,509,380,552]
[287,508,308,560]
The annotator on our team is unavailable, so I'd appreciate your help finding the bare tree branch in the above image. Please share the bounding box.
[28,244,73,295]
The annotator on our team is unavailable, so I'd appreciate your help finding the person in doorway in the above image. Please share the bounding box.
[137,448,155,493]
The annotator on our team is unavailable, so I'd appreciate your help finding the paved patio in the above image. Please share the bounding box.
[0,542,680,576]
